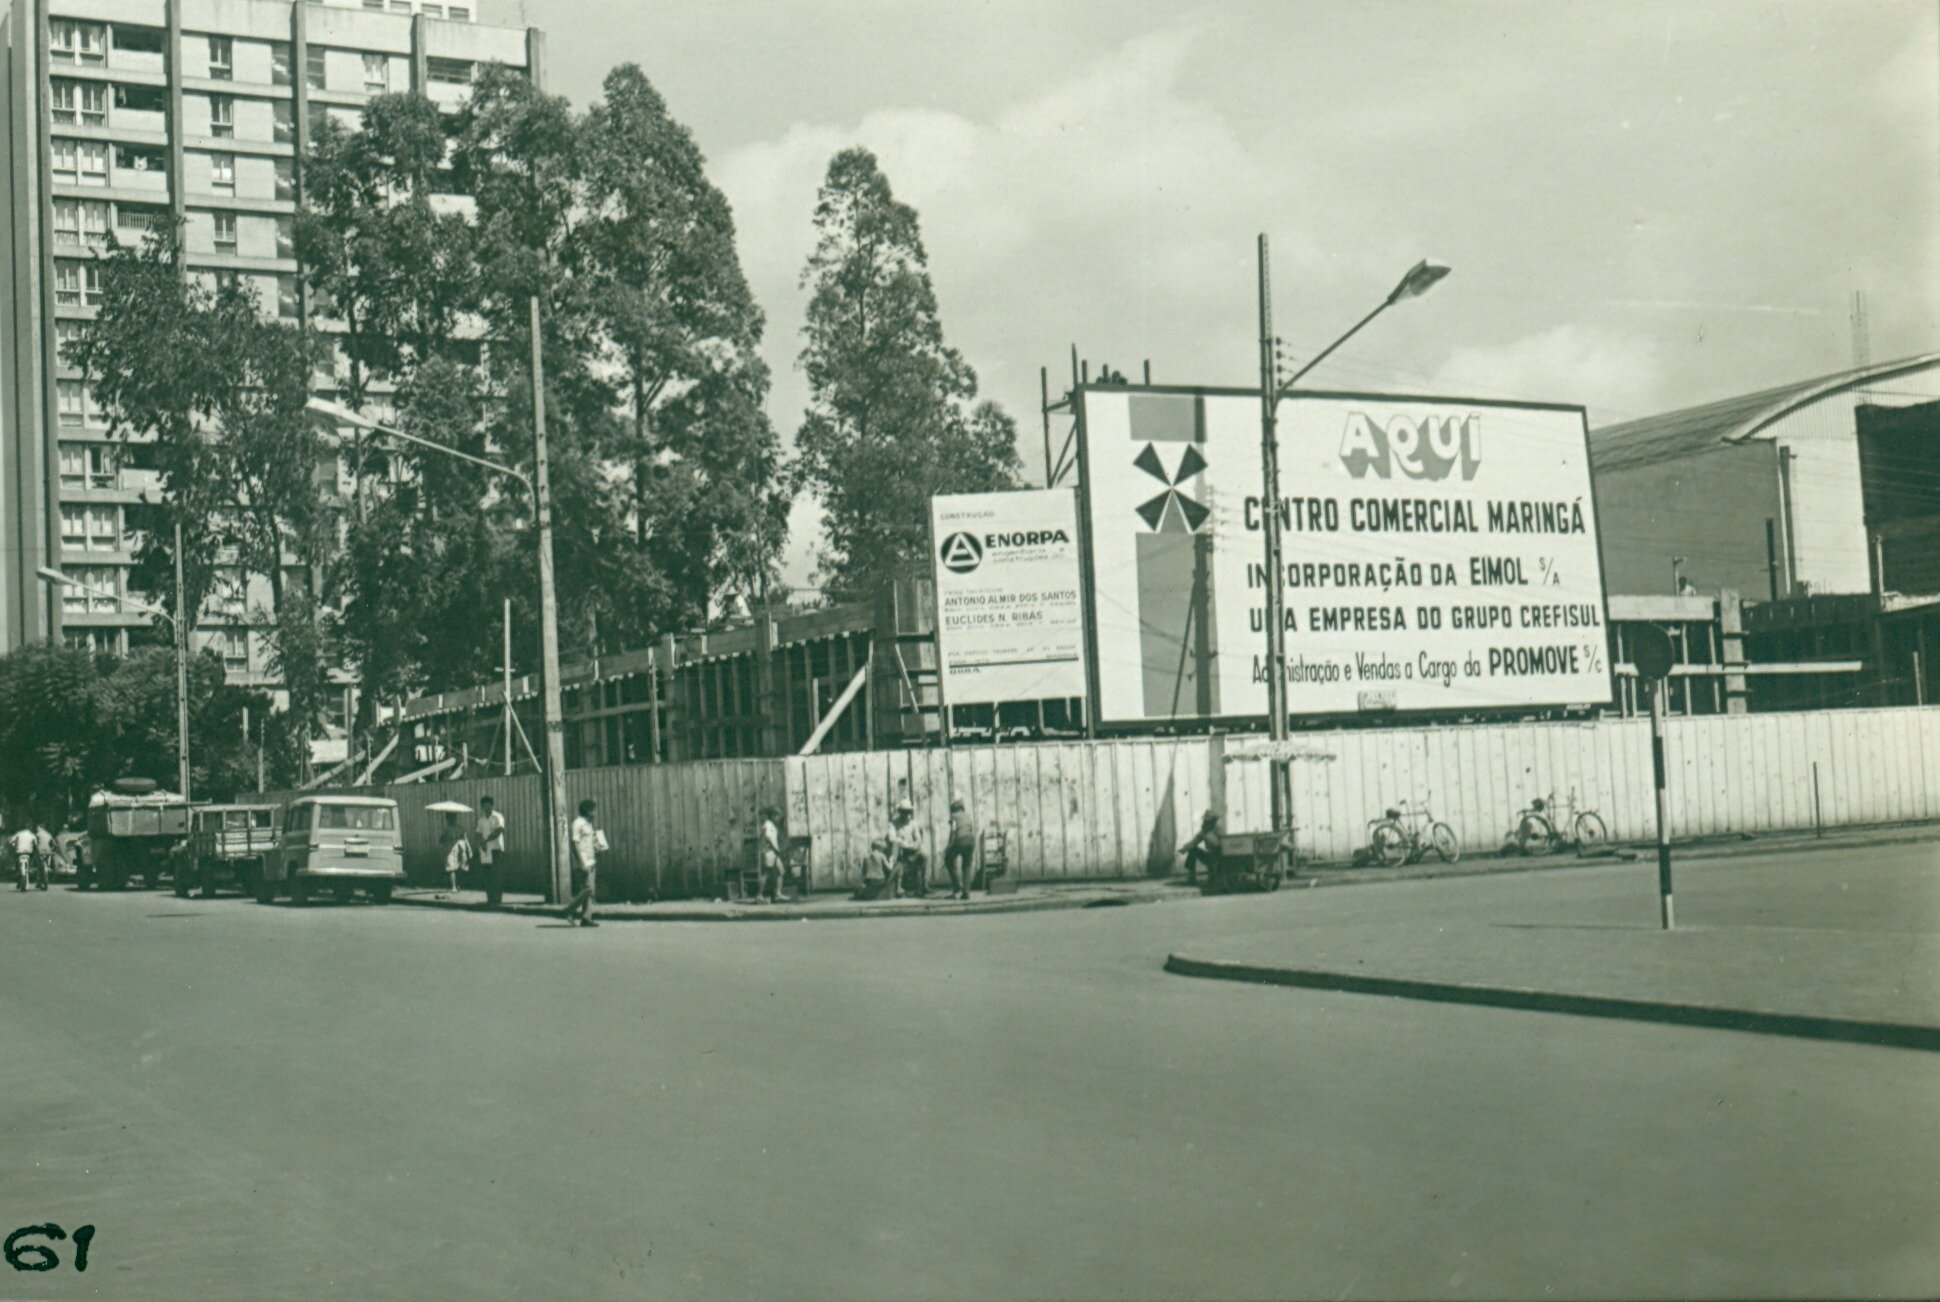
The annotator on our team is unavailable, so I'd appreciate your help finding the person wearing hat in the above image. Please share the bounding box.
[888,798,929,898]
[942,797,978,900]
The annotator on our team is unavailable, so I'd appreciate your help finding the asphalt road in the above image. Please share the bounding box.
[2,844,1935,1301]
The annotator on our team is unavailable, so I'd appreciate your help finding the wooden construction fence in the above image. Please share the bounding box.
[274,707,1940,898]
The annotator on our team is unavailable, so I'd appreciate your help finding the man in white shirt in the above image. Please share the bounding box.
[473,796,506,906]
[564,799,607,928]
[12,825,37,891]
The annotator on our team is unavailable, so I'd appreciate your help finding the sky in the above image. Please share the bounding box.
[489,0,1940,587]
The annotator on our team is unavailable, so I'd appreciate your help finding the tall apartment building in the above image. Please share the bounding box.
[0,0,541,690]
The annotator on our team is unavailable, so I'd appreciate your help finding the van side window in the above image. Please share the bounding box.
[286,805,310,833]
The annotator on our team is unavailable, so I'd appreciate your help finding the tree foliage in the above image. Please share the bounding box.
[69,231,333,746]
[0,641,286,822]
[795,148,1021,600]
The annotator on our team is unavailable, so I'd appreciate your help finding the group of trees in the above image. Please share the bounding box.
[56,61,1015,798]
[0,641,283,823]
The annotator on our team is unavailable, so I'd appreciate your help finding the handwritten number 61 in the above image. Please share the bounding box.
[5,1224,95,1272]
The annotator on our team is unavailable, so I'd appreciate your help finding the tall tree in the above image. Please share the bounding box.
[71,232,332,745]
[579,64,786,627]
[795,148,1020,600]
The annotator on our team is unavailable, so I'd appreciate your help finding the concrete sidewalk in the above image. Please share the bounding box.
[1167,840,1940,1051]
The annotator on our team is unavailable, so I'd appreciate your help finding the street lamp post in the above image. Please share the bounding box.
[307,303,571,905]
[1254,241,1451,852]
[39,518,193,801]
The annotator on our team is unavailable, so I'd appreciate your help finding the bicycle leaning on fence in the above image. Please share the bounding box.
[1510,789,1609,857]
[1365,796,1460,866]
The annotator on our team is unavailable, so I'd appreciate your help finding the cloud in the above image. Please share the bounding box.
[1431,325,1666,424]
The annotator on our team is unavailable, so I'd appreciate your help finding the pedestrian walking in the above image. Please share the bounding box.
[33,824,54,891]
[943,798,977,899]
[12,824,37,891]
[564,799,607,927]
[756,806,785,903]
[473,795,506,906]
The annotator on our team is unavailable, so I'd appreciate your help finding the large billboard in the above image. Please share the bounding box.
[1079,387,1612,724]
[930,488,1087,707]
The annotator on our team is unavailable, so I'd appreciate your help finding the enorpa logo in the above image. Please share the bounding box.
[938,532,984,573]
[939,528,1072,574]
[1339,412,1481,481]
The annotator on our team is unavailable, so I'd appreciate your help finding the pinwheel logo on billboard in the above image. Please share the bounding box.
[1077,387,1612,725]
[929,488,1087,707]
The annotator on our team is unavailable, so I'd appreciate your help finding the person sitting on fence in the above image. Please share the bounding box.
[889,800,929,898]
[1178,811,1222,885]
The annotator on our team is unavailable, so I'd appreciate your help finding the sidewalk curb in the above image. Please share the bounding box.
[391,887,1182,924]
[1162,954,1940,1054]
[388,823,1940,924]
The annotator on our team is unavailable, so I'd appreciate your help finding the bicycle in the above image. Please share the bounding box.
[1511,790,1609,857]
[1366,796,1459,866]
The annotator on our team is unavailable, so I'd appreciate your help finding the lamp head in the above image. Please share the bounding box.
[306,395,371,428]
[1387,259,1451,305]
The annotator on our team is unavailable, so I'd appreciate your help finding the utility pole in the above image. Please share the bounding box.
[531,296,572,906]
[1256,236,1291,850]
[174,521,192,801]
[502,596,513,777]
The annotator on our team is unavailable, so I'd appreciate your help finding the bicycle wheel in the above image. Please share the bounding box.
[1430,822,1460,863]
[1371,821,1409,866]
[1573,811,1609,856]
[1513,813,1555,857]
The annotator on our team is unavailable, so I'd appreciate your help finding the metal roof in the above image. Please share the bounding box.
[1589,352,1940,471]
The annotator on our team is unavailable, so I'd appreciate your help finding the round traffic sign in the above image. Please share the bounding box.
[1629,625,1676,681]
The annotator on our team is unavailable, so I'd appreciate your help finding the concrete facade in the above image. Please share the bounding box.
[0,0,538,681]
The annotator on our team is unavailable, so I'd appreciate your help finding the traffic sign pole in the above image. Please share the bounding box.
[1649,677,1673,930]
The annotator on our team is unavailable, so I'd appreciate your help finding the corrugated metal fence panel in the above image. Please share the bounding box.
[271,707,1940,893]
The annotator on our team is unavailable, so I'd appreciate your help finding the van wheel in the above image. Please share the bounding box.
[331,883,351,905]
[254,870,275,905]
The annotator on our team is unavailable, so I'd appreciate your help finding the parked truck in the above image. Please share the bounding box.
[81,778,190,891]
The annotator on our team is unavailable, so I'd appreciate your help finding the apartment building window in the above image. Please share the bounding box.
[362,53,389,94]
[52,138,109,186]
[49,20,107,66]
[213,211,238,254]
[277,274,300,320]
[57,381,89,426]
[56,319,87,353]
[54,200,110,249]
[389,1,411,12]
[60,444,119,491]
[55,261,103,308]
[207,36,233,80]
[209,94,234,138]
[427,58,472,87]
[306,46,326,91]
[275,215,295,259]
[270,42,292,87]
[362,0,385,9]
[61,566,123,615]
[50,80,107,125]
[272,100,294,143]
[210,151,235,194]
[274,157,295,201]
[113,142,165,175]
[449,6,471,19]
[111,25,166,56]
[207,572,246,621]
[66,627,124,655]
[219,629,250,671]
[61,505,119,552]
[113,82,165,114]
[423,3,444,17]
[117,203,164,237]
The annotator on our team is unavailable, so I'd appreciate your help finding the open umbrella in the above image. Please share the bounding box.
[425,800,473,815]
